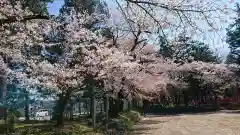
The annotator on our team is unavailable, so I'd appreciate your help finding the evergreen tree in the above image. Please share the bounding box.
[226,3,240,64]
[24,0,54,15]
[159,36,221,63]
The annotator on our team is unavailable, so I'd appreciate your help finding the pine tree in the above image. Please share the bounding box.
[226,3,240,64]
[159,36,221,63]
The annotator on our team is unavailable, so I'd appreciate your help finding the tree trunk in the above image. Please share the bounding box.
[0,74,7,125]
[183,92,189,107]
[143,100,148,115]
[25,93,29,121]
[214,95,220,110]
[78,99,81,115]
[119,99,124,112]
[104,95,109,131]
[127,100,132,112]
[174,93,180,107]
[69,100,74,121]
[91,87,96,128]
[109,97,118,117]
[0,64,6,102]
[101,101,104,113]
[87,99,91,115]
[52,91,72,126]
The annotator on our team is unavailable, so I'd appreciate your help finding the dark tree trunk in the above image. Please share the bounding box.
[25,93,29,121]
[128,100,132,112]
[52,91,72,126]
[119,99,124,112]
[104,95,109,131]
[78,99,81,115]
[109,98,118,117]
[183,91,189,107]
[90,86,96,128]
[214,95,220,110]
[0,73,6,102]
[69,100,74,121]
[143,100,149,115]
[175,93,180,107]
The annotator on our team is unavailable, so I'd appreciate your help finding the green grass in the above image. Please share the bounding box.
[12,122,102,135]
[1,110,142,135]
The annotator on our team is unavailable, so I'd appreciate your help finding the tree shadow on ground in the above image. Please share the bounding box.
[144,106,219,116]
[145,111,219,117]
[132,127,159,135]
[220,110,240,114]
[137,119,168,125]
[131,118,168,134]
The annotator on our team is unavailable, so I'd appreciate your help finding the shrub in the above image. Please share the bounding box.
[72,124,96,135]
[119,114,135,131]
[118,111,141,131]
[124,111,141,123]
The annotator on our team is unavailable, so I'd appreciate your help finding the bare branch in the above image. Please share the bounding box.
[125,0,219,13]
[0,15,49,26]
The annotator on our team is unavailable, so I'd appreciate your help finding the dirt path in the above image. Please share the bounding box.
[133,112,240,135]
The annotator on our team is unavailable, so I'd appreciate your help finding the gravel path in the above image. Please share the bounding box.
[133,112,240,135]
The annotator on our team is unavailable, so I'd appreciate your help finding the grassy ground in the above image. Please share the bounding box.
[13,123,101,135]
[0,110,142,135]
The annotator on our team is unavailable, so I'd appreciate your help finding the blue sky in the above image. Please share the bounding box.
[48,0,116,15]
[47,0,237,58]
[48,0,64,15]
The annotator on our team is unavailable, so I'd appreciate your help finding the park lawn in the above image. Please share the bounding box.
[14,122,102,135]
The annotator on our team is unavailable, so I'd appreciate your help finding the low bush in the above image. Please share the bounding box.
[72,124,100,135]
[124,111,141,123]
[118,111,141,131]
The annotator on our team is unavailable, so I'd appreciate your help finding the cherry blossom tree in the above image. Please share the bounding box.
[1,0,240,126]
[109,0,234,51]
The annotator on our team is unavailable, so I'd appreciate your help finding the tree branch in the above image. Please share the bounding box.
[0,15,49,25]
[125,0,218,13]
[130,1,168,46]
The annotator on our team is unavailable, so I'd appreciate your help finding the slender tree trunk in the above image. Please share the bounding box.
[104,95,109,131]
[119,99,124,112]
[175,93,180,107]
[91,87,96,128]
[127,100,132,112]
[143,100,148,115]
[70,99,74,121]
[214,95,220,110]
[183,91,189,107]
[101,101,104,113]
[109,97,118,117]
[87,99,91,115]
[78,99,81,115]
[0,74,7,124]
[0,63,7,103]
[25,93,29,121]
